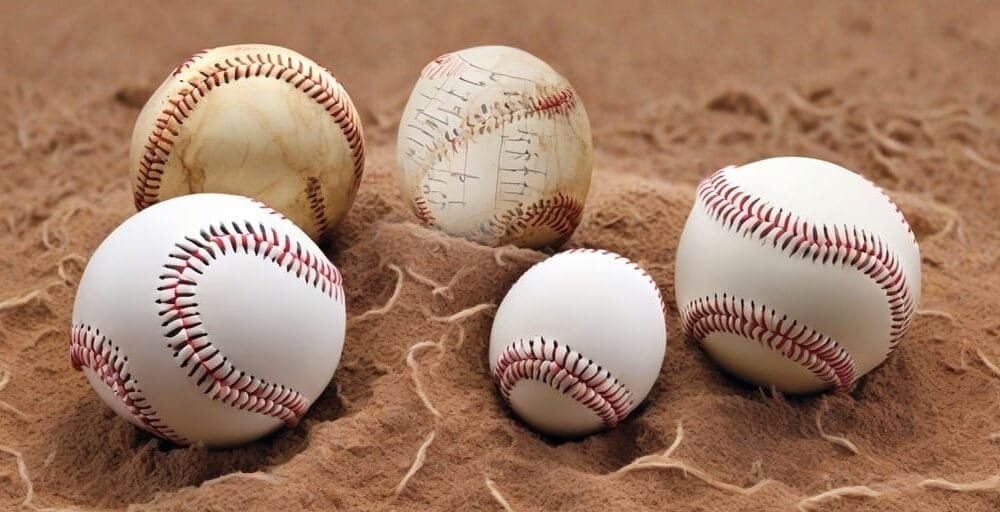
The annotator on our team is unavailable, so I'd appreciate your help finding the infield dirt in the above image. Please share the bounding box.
[0,1,997,510]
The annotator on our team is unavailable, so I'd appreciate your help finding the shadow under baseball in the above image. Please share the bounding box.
[42,377,348,509]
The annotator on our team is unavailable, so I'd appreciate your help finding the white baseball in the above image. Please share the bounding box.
[70,194,345,447]
[675,157,921,394]
[396,45,593,249]
[489,250,666,437]
[130,44,365,242]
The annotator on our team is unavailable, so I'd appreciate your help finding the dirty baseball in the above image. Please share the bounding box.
[130,44,365,241]
[396,45,593,249]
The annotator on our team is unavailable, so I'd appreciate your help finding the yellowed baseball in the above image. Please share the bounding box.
[396,46,593,249]
[129,44,365,241]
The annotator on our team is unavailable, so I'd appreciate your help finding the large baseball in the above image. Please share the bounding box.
[70,194,346,447]
[675,157,921,394]
[129,44,365,242]
[396,45,593,249]
[489,250,666,437]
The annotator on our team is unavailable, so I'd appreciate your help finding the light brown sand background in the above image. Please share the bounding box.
[0,1,998,510]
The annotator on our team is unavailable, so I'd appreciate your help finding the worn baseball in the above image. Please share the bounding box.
[396,45,592,249]
[489,250,666,437]
[675,157,921,394]
[70,194,345,447]
[129,44,365,242]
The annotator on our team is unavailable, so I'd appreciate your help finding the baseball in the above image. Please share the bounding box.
[70,194,346,447]
[675,157,921,394]
[129,44,365,242]
[396,45,593,249]
[489,250,666,437]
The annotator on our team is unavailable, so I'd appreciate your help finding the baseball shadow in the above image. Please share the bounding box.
[678,333,930,464]
[43,377,347,509]
[485,373,674,477]
[503,329,929,480]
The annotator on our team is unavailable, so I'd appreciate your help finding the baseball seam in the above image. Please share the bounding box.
[154,218,343,438]
[681,166,916,387]
[682,294,857,388]
[412,85,577,174]
[493,336,634,429]
[70,325,190,445]
[135,50,366,231]
[412,196,436,227]
[420,52,467,79]
[304,176,329,234]
[170,49,209,77]
[408,84,580,234]
[255,199,288,219]
[490,192,584,246]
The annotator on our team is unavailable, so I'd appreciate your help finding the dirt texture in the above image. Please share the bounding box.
[0,1,998,511]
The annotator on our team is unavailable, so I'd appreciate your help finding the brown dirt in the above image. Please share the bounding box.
[0,1,998,510]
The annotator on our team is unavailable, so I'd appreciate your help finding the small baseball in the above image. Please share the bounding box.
[489,250,666,437]
[70,194,346,447]
[675,157,921,394]
[396,45,593,249]
[129,44,365,242]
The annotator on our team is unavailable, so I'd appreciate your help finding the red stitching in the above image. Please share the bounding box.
[412,196,436,227]
[70,325,190,445]
[171,49,209,77]
[410,84,579,178]
[493,336,634,429]
[491,193,584,246]
[420,52,466,79]
[155,219,343,430]
[681,294,858,388]
[695,167,916,351]
[304,176,328,234]
[254,198,287,219]
[134,51,366,221]
[530,88,577,116]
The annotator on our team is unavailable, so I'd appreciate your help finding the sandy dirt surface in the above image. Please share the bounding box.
[0,1,998,510]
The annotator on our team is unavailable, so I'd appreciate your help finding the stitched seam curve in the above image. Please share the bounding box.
[491,192,584,244]
[304,176,328,234]
[411,85,578,179]
[255,199,288,219]
[70,325,190,444]
[420,52,467,79]
[135,51,366,226]
[493,336,633,428]
[697,167,915,350]
[155,219,343,429]
[170,49,209,77]
[412,196,436,227]
[681,294,858,388]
